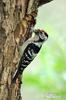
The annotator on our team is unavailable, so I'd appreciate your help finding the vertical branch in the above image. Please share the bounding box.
[21,0,29,18]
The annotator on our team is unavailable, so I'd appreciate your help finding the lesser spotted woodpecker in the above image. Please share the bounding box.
[12,29,48,83]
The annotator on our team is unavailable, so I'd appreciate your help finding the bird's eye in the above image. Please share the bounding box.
[39,34,44,40]
[41,30,48,38]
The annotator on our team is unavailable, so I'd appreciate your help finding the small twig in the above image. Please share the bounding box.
[38,0,53,6]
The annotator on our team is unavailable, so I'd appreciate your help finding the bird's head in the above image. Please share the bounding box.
[34,29,48,42]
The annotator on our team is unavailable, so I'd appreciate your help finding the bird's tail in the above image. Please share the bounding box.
[12,70,19,83]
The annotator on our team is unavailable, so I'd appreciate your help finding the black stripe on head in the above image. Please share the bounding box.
[41,29,48,38]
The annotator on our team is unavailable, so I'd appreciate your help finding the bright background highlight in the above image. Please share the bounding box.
[22,0,66,100]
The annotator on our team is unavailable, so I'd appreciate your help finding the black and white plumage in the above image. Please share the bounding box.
[12,29,48,83]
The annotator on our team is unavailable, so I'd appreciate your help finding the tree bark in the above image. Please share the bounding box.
[0,0,53,100]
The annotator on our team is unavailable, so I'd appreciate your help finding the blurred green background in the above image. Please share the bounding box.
[22,0,66,100]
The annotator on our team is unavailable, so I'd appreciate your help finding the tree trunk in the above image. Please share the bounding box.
[0,0,53,100]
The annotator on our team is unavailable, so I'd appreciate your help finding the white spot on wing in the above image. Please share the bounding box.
[28,50,32,56]
[25,53,32,60]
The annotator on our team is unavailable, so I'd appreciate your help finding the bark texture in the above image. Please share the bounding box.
[0,0,53,100]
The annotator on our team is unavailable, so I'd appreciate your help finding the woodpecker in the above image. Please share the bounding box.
[12,29,48,83]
